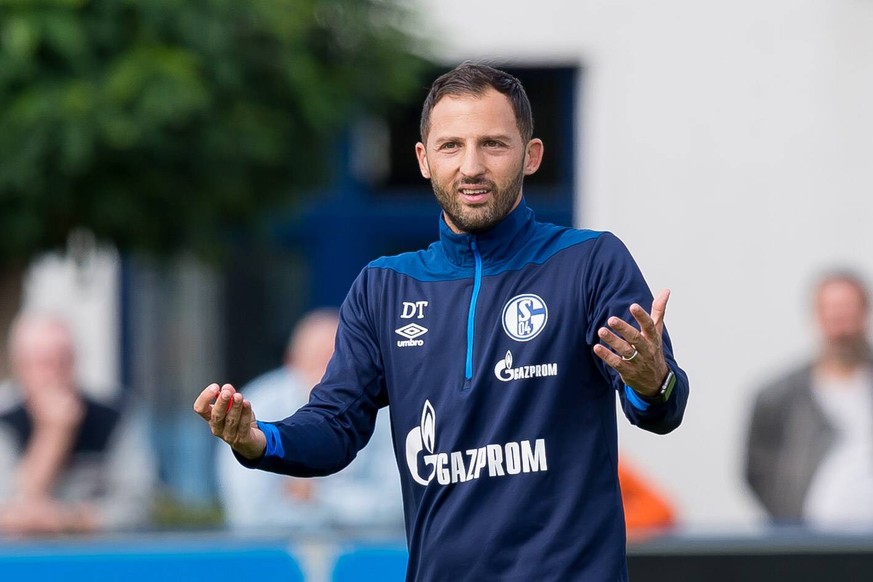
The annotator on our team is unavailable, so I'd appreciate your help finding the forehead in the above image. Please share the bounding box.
[818,280,867,308]
[12,320,74,358]
[427,88,518,141]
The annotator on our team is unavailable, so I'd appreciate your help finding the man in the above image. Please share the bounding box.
[0,312,156,535]
[195,63,689,581]
[217,309,402,532]
[745,271,873,527]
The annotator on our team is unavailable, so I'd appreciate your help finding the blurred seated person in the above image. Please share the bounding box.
[0,312,157,536]
[619,456,676,540]
[217,308,403,533]
[745,270,873,528]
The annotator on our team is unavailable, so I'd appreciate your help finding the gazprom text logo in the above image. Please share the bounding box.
[494,351,558,383]
[502,294,548,341]
[405,400,548,487]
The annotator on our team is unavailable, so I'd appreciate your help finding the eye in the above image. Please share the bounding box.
[483,139,505,148]
[439,142,459,150]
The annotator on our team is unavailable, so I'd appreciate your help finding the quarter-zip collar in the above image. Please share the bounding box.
[438,198,536,268]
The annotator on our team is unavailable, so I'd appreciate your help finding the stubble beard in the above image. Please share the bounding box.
[431,169,525,235]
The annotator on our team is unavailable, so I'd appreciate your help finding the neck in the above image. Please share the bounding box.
[817,347,870,378]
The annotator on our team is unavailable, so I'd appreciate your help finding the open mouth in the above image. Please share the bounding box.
[458,186,491,203]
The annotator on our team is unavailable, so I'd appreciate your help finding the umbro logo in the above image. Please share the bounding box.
[396,323,427,339]
[396,323,428,347]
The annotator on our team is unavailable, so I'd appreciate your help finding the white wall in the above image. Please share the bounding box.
[416,0,873,526]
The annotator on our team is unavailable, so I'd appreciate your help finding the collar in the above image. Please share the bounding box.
[438,198,536,267]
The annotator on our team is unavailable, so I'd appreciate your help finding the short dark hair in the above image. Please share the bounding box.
[420,62,534,144]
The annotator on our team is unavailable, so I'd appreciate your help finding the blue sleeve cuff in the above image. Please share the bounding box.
[624,384,651,411]
[257,420,285,458]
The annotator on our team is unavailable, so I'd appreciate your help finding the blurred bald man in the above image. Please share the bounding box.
[217,308,403,533]
[0,312,156,536]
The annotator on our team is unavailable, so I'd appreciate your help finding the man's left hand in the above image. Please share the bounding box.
[593,289,671,397]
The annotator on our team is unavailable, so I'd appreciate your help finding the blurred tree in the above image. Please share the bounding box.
[0,0,430,375]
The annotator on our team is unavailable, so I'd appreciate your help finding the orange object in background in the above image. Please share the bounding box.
[619,457,677,540]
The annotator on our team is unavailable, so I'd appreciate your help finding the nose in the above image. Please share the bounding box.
[459,146,485,178]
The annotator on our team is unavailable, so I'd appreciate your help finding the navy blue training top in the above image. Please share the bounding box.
[243,199,689,581]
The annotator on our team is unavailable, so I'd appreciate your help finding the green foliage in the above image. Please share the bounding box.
[0,0,430,264]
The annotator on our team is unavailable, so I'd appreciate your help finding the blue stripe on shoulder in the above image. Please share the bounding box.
[368,243,469,282]
[368,225,605,282]
[486,225,603,276]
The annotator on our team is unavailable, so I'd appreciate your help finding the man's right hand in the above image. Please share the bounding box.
[193,383,266,460]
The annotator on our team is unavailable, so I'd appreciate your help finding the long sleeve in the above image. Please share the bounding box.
[582,232,689,434]
[246,269,388,477]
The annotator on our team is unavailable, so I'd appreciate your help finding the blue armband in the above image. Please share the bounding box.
[257,421,285,458]
[624,385,651,411]
[624,370,676,411]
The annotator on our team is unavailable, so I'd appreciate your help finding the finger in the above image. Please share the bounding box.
[193,384,221,420]
[629,303,658,342]
[212,387,235,427]
[235,400,256,443]
[215,384,237,414]
[605,316,642,346]
[222,392,244,441]
[593,343,625,372]
[597,327,636,359]
[650,288,671,333]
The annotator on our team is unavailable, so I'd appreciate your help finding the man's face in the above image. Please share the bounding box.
[816,279,869,360]
[415,88,543,234]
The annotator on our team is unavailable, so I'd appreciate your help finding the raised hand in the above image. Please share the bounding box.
[193,383,266,460]
[593,289,671,397]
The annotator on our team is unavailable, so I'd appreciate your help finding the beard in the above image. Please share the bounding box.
[430,168,525,235]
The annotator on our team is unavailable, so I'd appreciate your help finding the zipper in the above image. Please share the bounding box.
[464,237,483,389]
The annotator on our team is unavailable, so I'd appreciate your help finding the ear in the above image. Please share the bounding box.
[523,139,544,176]
[415,142,431,179]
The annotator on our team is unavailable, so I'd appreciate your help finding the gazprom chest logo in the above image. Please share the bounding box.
[502,294,548,341]
[405,400,548,487]
[494,351,558,382]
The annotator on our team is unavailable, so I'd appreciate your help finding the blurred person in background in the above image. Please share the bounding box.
[0,312,156,536]
[217,308,403,533]
[745,270,873,528]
